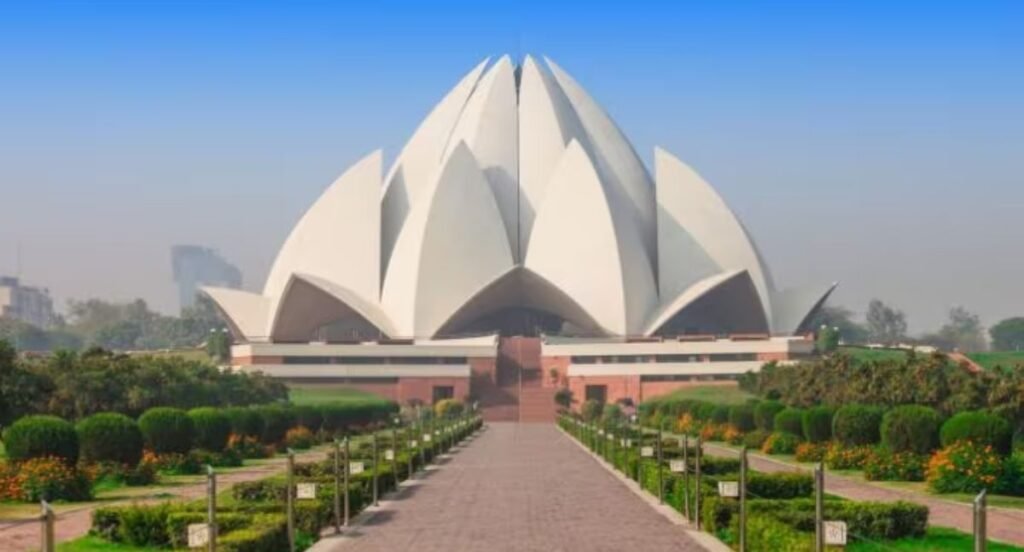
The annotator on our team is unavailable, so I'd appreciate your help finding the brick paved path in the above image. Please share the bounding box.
[321,423,707,551]
[704,443,1024,545]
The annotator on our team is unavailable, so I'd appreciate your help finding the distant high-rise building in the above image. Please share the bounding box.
[0,276,55,328]
[171,246,242,312]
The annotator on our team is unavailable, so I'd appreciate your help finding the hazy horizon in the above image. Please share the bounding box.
[1,1,1021,333]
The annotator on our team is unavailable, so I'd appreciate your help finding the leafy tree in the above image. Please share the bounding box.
[866,299,908,345]
[808,305,869,344]
[991,317,1024,351]
[921,307,987,352]
[816,325,840,354]
[0,340,52,425]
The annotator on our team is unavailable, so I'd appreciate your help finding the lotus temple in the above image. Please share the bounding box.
[203,56,835,422]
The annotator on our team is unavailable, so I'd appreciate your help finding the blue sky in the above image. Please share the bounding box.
[0,1,1021,332]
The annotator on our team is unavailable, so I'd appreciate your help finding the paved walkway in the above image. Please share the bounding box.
[318,423,707,551]
[704,443,1024,545]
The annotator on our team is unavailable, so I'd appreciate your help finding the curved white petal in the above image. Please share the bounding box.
[381,58,490,274]
[525,140,657,335]
[434,266,609,337]
[381,142,515,337]
[442,55,519,257]
[269,273,396,341]
[517,55,593,255]
[655,147,773,326]
[200,287,270,342]
[545,57,656,265]
[264,150,382,303]
[645,269,769,336]
[772,282,839,335]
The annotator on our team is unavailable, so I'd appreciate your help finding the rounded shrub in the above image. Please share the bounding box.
[773,407,805,437]
[728,404,756,432]
[710,404,731,424]
[939,411,1012,454]
[76,412,143,466]
[188,407,232,452]
[138,407,195,455]
[294,405,323,432]
[832,404,884,446]
[881,405,943,455]
[742,430,770,449]
[802,406,834,443]
[3,415,79,465]
[225,407,264,439]
[434,399,466,420]
[762,431,801,455]
[693,402,717,422]
[257,405,297,444]
[754,401,785,432]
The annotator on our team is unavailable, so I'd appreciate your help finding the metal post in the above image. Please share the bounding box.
[975,489,988,552]
[739,447,747,552]
[657,420,664,504]
[286,449,296,552]
[333,440,342,534]
[206,465,217,552]
[694,435,702,530]
[391,419,400,491]
[815,462,824,552]
[682,434,690,519]
[635,427,642,483]
[419,420,426,467]
[40,501,54,552]
[343,437,351,527]
[372,429,380,506]
[406,425,414,479]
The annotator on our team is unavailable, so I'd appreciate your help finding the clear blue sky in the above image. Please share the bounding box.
[0,1,1021,332]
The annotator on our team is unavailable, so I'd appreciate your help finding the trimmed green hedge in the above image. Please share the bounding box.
[832,404,884,446]
[188,407,232,452]
[881,405,942,454]
[754,401,785,432]
[76,412,143,466]
[940,411,1012,454]
[729,404,756,432]
[138,407,195,455]
[225,406,264,438]
[773,407,804,437]
[2,415,79,465]
[801,406,833,443]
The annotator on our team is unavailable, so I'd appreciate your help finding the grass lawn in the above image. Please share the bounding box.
[968,351,1024,370]
[848,527,1023,551]
[57,535,160,551]
[646,383,754,405]
[840,345,916,363]
[288,384,391,406]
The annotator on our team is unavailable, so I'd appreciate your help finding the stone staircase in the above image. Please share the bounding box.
[476,336,559,423]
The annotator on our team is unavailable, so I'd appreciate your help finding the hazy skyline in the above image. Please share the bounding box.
[1,1,1021,333]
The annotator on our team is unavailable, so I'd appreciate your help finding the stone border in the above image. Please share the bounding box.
[556,425,731,552]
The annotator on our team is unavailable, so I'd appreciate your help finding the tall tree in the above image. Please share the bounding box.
[922,306,987,352]
[807,305,869,344]
[865,299,908,345]
[991,317,1024,351]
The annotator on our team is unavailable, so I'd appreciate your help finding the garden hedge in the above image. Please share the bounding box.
[801,406,834,443]
[754,401,785,432]
[728,404,756,432]
[257,405,297,444]
[710,404,731,424]
[832,404,884,446]
[294,405,323,432]
[773,407,804,437]
[225,406,264,438]
[188,407,232,452]
[881,405,942,454]
[138,407,195,455]
[939,411,1012,454]
[2,415,80,465]
[76,412,143,466]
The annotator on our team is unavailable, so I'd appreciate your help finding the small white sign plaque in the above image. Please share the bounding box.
[824,521,848,546]
[607,433,614,441]
[187,523,210,548]
[349,461,365,475]
[641,446,655,458]
[384,449,395,461]
[297,482,317,500]
[718,481,739,498]
[626,439,632,448]
[409,440,418,448]
[423,434,432,442]
[598,429,605,436]
[669,459,686,473]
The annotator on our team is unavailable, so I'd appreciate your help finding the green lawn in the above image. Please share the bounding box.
[848,527,1023,551]
[57,535,159,551]
[968,351,1024,370]
[650,383,754,405]
[288,384,390,406]
[840,345,916,363]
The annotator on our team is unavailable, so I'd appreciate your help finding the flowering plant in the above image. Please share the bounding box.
[723,425,743,445]
[675,413,696,434]
[794,442,828,462]
[824,443,873,470]
[926,441,1013,494]
[864,448,927,481]
[0,457,92,502]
